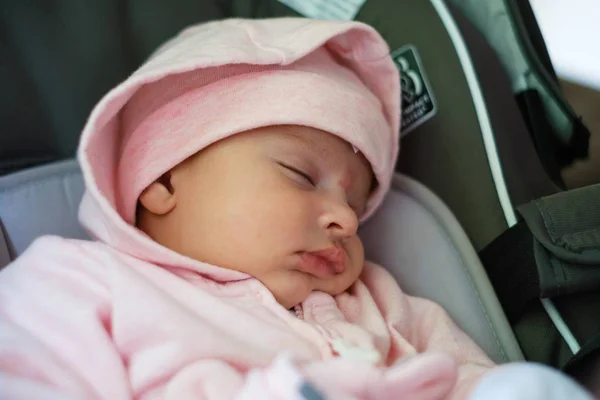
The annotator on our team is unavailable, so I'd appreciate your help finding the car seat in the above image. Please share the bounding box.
[0,158,524,365]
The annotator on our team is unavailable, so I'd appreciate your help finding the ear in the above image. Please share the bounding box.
[138,173,177,216]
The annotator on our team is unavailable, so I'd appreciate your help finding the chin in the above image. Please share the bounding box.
[271,282,313,309]
[277,291,311,310]
[265,273,312,309]
[269,269,361,309]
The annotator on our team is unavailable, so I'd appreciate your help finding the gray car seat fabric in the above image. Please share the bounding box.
[0,159,523,364]
[361,175,523,363]
[0,159,88,258]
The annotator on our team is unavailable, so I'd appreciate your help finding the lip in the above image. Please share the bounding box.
[298,247,347,278]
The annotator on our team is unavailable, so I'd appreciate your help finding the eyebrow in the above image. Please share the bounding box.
[275,129,374,198]
[279,131,332,161]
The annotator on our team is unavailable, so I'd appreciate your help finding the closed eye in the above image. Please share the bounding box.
[348,202,362,217]
[278,162,315,186]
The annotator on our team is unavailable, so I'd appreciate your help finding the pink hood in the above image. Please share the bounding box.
[76,18,400,281]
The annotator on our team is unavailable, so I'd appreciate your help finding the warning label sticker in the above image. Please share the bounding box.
[391,44,437,136]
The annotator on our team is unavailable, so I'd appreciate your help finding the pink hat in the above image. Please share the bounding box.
[79,19,400,226]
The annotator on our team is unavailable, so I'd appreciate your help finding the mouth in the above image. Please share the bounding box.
[298,247,347,278]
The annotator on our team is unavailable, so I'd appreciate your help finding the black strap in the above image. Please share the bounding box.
[515,90,566,188]
[515,90,591,189]
[479,219,539,323]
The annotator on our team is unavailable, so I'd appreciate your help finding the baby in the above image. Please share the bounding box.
[0,18,593,400]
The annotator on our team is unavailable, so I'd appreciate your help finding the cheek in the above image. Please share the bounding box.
[344,236,365,282]
[228,179,314,238]
[347,235,365,261]
[182,171,315,261]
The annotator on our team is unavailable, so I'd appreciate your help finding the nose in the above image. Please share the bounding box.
[318,198,359,239]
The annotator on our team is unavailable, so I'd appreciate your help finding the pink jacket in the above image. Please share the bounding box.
[0,19,494,400]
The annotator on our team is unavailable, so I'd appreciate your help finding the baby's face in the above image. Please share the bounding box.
[139,125,373,308]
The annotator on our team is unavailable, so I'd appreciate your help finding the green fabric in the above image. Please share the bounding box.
[534,240,600,297]
[518,184,600,296]
[535,184,600,257]
[231,0,297,17]
[0,0,230,175]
